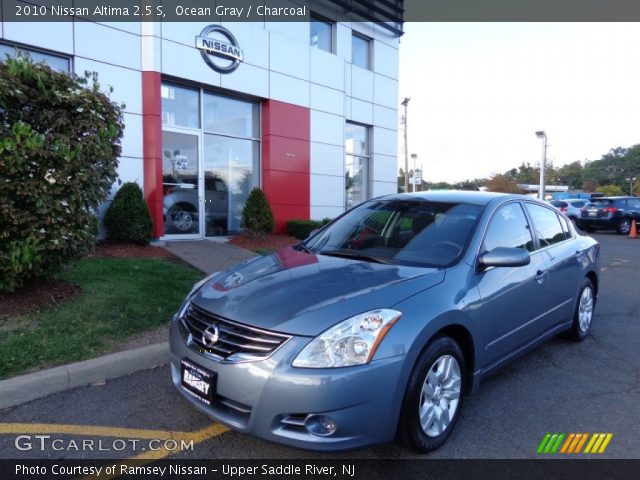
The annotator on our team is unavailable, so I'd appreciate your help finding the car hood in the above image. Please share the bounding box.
[190,247,444,336]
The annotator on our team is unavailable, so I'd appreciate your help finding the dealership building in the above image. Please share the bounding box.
[1,7,402,238]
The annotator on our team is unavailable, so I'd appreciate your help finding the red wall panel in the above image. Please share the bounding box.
[261,100,310,233]
[142,71,164,238]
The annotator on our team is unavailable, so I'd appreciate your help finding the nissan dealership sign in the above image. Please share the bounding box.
[195,25,244,73]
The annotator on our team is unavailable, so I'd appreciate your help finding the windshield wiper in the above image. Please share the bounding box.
[293,243,313,253]
[319,250,396,265]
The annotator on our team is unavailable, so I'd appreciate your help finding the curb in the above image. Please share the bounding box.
[0,342,169,410]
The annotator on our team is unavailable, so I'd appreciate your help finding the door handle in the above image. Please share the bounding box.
[535,269,546,284]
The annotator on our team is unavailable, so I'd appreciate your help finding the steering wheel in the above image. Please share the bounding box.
[432,241,462,256]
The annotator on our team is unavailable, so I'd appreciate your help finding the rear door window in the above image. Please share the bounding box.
[525,203,567,248]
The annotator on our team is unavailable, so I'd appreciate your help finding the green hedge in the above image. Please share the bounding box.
[286,218,331,240]
[0,56,123,292]
[104,182,153,245]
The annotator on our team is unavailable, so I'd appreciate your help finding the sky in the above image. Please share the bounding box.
[398,23,640,183]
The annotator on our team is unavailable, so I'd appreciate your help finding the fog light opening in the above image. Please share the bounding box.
[304,414,337,437]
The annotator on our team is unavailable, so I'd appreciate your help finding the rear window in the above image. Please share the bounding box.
[587,199,613,207]
[550,201,567,208]
[568,200,586,208]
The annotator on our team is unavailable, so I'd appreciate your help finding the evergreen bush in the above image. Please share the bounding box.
[241,188,275,239]
[104,182,153,245]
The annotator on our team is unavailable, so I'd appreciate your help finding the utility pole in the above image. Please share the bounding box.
[626,177,637,196]
[411,153,418,192]
[535,131,547,201]
[401,97,410,194]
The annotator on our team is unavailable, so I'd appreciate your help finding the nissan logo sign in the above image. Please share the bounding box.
[195,25,243,73]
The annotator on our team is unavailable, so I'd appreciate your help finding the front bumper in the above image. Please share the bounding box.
[169,318,409,451]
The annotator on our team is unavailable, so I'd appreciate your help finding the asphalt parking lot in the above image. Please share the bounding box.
[0,233,638,460]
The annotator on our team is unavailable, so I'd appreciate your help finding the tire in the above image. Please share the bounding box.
[617,218,631,235]
[399,336,466,453]
[168,204,196,232]
[564,277,595,341]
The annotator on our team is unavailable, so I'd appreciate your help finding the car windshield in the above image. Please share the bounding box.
[304,199,484,268]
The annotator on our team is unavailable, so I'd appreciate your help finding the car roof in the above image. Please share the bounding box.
[378,190,524,206]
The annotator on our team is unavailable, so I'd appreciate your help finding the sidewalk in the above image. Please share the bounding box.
[0,240,257,409]
[162,239,257,274]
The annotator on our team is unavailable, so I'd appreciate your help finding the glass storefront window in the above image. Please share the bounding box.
[161,82,260,237]
[204,135,260,234]
[162,83,200,129]
[0,42,70,72]
[352,33,371,70]
[310,17,333,52]
[203,93,259,138]
[345,122,370,210]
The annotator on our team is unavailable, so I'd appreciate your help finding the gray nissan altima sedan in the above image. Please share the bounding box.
[169,191,600,453]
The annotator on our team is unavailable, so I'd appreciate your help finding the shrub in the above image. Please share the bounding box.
[0,56,123,292]
[104,183,153,245]
[241,188,275,239]
[286,219,331,240]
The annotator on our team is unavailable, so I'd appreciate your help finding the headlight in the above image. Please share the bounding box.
[292,309,402,368]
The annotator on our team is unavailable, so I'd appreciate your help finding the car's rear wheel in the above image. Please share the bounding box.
[399,336,465,453]
[617,218,631,235]
[565,277,595,341]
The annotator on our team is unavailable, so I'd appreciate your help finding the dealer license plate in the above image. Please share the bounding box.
[181,359,216,405]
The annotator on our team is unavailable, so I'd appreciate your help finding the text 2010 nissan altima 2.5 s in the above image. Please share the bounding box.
[169,191,600,453]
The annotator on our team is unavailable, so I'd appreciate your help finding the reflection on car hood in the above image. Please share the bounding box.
[190,247,444,336]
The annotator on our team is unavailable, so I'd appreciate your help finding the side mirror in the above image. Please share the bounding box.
[478,247,530,269]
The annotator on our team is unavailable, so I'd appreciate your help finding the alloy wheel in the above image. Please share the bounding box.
[578,286,594,334]
[419,354,461,437]
[173,210,194,231]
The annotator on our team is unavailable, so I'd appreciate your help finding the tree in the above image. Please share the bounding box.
[582,179,598,193]
[0,56,123,292]
[241,188,275,239]
[485,174,525,194]
[599,184,625,197]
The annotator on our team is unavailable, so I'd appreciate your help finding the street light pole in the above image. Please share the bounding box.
[401,97,410,194]
[626,177,637,196]
[411,153,418,192]
[535,131,547,201]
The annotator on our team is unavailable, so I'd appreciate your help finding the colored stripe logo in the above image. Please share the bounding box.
[537,433,613,454]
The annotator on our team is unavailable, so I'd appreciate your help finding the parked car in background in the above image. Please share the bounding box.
[170,191,600,453]
[549,199,588,225]
[163,175,228,234]
[579,196,640,234]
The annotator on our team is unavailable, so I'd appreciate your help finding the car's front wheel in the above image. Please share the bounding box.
[399,336,465,453]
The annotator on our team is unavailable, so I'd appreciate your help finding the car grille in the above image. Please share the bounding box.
[180,302,291,362]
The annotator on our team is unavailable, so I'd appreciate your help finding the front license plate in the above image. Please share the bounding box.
[181,359,216,405]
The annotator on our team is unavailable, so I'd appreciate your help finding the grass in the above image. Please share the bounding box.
[0,257,202,380]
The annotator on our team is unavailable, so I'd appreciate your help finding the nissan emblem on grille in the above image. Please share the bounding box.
[202,324,219,348]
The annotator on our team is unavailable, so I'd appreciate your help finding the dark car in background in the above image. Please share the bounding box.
[170,191,600,453]
[579,196,640,234]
